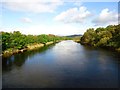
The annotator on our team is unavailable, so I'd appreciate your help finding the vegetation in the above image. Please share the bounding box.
[65,34,82,43]
[1,31,70,56]
[72,36,81,43]
[1,24,120,57]
[80,24,120,51]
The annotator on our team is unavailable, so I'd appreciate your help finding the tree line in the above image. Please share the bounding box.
[80,24,120,51]
[1,31,70,52]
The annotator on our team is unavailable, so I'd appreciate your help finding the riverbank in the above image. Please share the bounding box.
[115,48,120,52]
[73,39,80,43]
[80,42,120,53]
[2,41,61,58]
[74,39,120,52]
[80,24,120,53]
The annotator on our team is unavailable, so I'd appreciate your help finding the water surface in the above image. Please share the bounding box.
[2,40,120,88]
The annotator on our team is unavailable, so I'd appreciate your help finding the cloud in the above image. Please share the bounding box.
[92,8,118,26]
[20,17,32,23]
[2,0,63,13]
[54,6,91,23]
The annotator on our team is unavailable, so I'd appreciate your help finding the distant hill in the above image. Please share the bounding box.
[65,34,82,38]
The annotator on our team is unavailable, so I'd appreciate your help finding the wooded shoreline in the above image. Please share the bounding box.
[2,41,61,58]
[1,24,120,58]
[1,31,71,58]
[80,24,120,52]
[2,39,120,58]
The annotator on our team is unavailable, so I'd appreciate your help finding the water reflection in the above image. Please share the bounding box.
[2,40,120,88]
[2,44,55,72]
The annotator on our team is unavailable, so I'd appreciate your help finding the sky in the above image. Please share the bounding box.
[0,0,119,36]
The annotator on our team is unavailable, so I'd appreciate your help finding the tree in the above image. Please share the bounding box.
[80,24,120,50]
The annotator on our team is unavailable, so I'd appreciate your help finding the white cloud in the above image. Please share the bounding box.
[92,8,118,26]
[20,17,32,23]
[54,6,91,23]
[2,0,63,13]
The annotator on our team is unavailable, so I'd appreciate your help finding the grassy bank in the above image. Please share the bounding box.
[73,39,81,43]
[2,41,60,58]
[72,36,81,43]
[1,31,71,58]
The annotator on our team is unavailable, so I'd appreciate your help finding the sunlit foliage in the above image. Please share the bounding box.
[1,31,69,51]
[81,24,120,50]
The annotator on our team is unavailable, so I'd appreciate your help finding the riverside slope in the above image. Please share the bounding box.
[2,41,60,58]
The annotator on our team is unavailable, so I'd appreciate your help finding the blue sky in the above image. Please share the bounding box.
[1,0,118,36]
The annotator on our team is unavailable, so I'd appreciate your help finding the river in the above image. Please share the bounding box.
[2,40,120,88]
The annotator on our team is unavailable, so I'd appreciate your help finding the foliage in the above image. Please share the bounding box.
[1,31,69,52]
[80,24,120,50]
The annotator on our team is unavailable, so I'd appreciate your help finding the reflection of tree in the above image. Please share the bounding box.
[81,44,120,63]
[2,44,55,72]
[82,45,96,51]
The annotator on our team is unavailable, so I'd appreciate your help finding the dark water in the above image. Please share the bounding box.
[2,40,120,88]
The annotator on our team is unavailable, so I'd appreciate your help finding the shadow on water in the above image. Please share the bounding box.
[2,44,55,72]
[80,44,120,62]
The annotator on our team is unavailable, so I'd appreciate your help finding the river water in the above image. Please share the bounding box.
[2,40,120,88]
